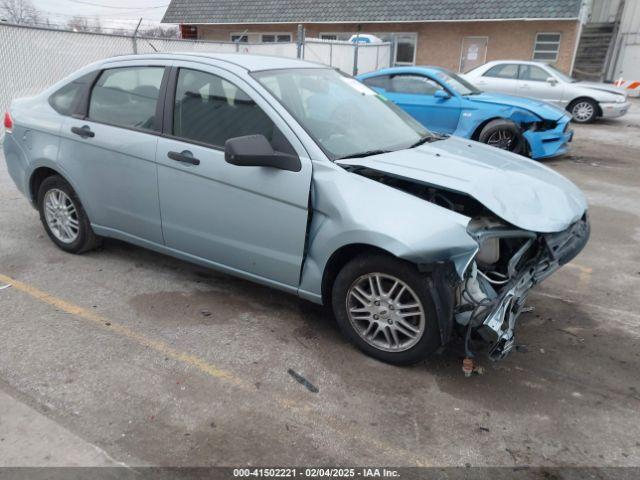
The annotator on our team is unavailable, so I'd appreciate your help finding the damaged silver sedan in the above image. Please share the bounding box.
[3,54,589,365]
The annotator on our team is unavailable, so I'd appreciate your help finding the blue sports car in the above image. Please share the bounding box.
[357,66,573,160]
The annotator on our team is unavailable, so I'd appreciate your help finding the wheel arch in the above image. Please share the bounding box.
[320,242,459,348]
[566,96,602,117]
[470,116,504,141]
[29,166,63,206]
[27,164,93,221]
[471,116,531,156]
[320,243,395,308]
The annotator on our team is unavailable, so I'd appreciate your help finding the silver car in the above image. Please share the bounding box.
[464,60,630,123]
[2,54,590,365]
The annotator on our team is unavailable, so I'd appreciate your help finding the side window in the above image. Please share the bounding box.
[89,67,164,131]
[484,64,519,80]
[519,65,549,82]
[388,75,442,95]
[48,72,95,116]
[362,75,391,90]
[173,68,291,152]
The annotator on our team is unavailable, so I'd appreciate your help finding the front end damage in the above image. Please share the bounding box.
[460,215,589,360]
[347,166,590,361]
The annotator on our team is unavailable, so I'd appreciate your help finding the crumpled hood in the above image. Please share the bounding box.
[469,92,567,121]
[574,81,627,97]
[336,136,587,233]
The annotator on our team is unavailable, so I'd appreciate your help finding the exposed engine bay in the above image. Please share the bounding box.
[349,167,590,361]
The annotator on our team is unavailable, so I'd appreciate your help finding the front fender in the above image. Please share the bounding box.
[298,161,478,303]
[456,105,541,140]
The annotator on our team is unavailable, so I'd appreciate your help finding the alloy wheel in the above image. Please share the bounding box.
[572,101,595,122]
[346,273,426,352]
[486,129,516,150]
[44,188,80,244]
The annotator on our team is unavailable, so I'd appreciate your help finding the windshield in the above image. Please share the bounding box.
[545,64,576,83]
[253,68,432,160]
[431,68,482,95]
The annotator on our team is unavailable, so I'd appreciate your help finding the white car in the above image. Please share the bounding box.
[464,60,630,123]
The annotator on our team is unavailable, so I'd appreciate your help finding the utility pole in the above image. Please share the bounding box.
[353,24,362,76]
[132,17,142,54]
[296,24,305,59]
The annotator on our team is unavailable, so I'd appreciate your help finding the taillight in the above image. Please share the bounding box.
[3,112,13,132]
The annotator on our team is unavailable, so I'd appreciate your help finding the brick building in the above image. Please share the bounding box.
[162,0,585,74]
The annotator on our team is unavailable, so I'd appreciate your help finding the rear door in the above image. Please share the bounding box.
[385,74,461,134]
[473,63,519,95]
[59,63,167,243]
[155,63,312,288]
[517,64,565,105]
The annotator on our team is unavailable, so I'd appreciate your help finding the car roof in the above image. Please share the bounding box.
[481,60,549,68]
[358,65,452,78]
[101,52,327,72]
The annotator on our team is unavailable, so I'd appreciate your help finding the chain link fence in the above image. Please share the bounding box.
[0,23,392,129]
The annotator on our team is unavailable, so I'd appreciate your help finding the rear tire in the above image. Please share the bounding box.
[478,119,524,155]
[37,175,101,254]
[569,98,598,123]
[331,253,441,365]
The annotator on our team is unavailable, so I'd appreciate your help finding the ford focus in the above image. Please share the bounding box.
[2,54,590,365]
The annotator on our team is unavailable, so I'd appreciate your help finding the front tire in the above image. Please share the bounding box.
[37,175,100,254]
[569,98,598,123]
[478,119,525,155]
[331,253,441,365]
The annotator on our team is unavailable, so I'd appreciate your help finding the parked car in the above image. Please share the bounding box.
[357,66,573,160]
[463,60,630,123]
[348,34,383,44]
[3,54,589,365]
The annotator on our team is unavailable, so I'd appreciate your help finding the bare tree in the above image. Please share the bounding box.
[66,15,88,32]
[0,0,40,25]
[139,25,179,39]
[66,15,104,33]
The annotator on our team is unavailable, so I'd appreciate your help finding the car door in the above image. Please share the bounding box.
[385,74,461,134]
[155,64,312,288]
[473,63,520,95]
[517,64,565,106]
[59,63,167,244]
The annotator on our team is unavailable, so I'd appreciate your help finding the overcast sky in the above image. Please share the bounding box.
[30,0,172,28]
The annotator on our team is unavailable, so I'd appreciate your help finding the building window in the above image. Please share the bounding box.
[393,34,417,65]
[320,34,338,40]
[231,34,248,43]
[533,33,561,62]
[261,34,292,43]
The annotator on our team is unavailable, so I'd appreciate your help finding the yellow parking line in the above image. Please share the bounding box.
[0,272,427,465]
[0,273,244,386]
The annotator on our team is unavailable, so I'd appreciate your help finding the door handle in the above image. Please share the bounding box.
[168,150,200,166]
[71,125,94,138]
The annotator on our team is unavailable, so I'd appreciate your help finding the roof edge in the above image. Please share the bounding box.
[162,17,581,25]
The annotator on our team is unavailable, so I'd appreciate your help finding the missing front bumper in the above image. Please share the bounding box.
[463,215,590,361]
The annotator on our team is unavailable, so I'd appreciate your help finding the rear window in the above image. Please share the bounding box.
[362,75,391,90]
[484,64,519,79]
[48,72,95,116]
[88,67,164,131]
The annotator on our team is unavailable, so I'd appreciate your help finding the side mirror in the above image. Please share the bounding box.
[225,135,301,172]
[546,77,559,86]
[434,89,450,100]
